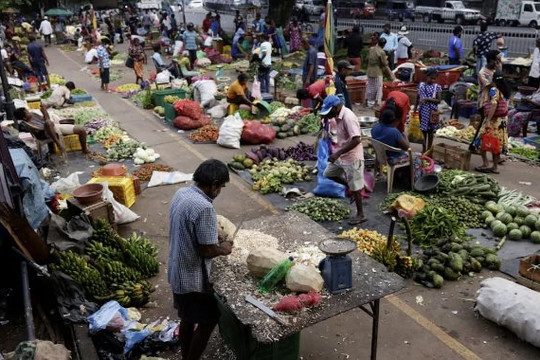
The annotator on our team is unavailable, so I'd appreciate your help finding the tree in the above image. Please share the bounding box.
[267,0,295,27]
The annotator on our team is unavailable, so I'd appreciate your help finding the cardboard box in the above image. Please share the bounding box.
[432,143,471,170]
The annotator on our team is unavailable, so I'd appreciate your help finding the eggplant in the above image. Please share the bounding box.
[245,151,260,164]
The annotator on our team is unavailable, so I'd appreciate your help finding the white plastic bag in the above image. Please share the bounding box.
[207,102,228,119]
[99,182,139,224]
[156,70,171,84]
[50,172,83,193]
[193,80,218,107]
[476,277,540,348]
[204,36,213,48]
[173,40,184,57]
[252,76,262,100]
[217,113,244,149]
[147,171,193,188]
[88,301,128,333]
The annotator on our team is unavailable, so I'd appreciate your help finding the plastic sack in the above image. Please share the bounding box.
[156,70,171,84]
[100,182,139,224]
[252,76,262,100]
[217,113,244,149]
[476,277,540,348]
[172,40,184,57]
[88,300,129,333]
[147,171,193,188]
[408,112,424,144]
[173,115,210,130]
[285,263,324,293]
[313,138,345,198]
[193,80,218,107]
[389,194,426,219]
[207,103,227,119]
[241,120,276,145]
[174,100,203,120]
[364,170,375,193]
[50,171,83,193]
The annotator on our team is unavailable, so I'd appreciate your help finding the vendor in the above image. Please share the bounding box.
[168,159,233,360]
[42,81,76,108]
[14,103,89,155]
[296,78,330,114]
[152,44,181,78]
[334,60,354,109]
[227,73,255,107]
[528,38,540,89]
[379,90,410,133]
[372,106,410,164]
[178,51,200,78]
[507,88,540,137]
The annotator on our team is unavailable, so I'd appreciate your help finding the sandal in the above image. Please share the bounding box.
[475,166,491,173]
[489,168,500,174]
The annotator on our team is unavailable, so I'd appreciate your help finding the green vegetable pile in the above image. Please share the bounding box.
[409,205,466,246]
[298,114,322,134]
[287,197,351,222]
[250,158,311,194]
[509,146,539,161]
[40,89,53,99]
[94,126,123,143]
[106,138,140,161]
[438,171,499,204]
[431,196,484,228]
[269,101,285,113]
[237,108,257,120]
[414,238,501,288]
[131,90,147,107]
[74,109,109,126]
[483,201,540,242]
[71,88,88,95]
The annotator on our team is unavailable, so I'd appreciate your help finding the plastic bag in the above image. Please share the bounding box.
[408,112,424,144]
[174,100,203,120]
[389,194,426,219]
[147,171,193,188]
[252,76,262,100]
[313,138,345,198]
[193,80,218,107]
[124,328,152,353]
[100,182,139,224]
[173,115,210,130]
[285,263,324,293]
[50,172,83,193]
[207,103,227,119]
[88,300,129,333]
[476,277,540,348]
[173,40,184,57]
[217,113,244,149]
[156,70,171,84]
[241,120,276,145]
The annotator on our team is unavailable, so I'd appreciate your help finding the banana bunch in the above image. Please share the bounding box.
[111,280,154,307]
[91,219,122,249]
[96,260,142,285]
[50,251,109,298]
[122,233,160,278]
[86,240,123,262]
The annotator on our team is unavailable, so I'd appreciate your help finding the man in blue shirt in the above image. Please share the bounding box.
[27,34,50,88]
[182,22,199,68]
[252,12,265,34]
[302,38,318,87]
[448,26,464,65]
[168,159,233,360]
[380,24,398,70]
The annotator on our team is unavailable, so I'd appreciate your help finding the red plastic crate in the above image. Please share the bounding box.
[383,82,417,100]
[437,70,462,89]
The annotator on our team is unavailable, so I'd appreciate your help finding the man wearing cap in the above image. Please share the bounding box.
[182,23,199,69]
[448,26,464,65]
[380,24,398,70]
[39,16,53,47]
[320,95,366,225]
[334,60,354,109]
[396,25,412,65]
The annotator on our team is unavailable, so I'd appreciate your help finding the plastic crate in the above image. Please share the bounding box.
[54,134,82,153]
[71,94,93,103]
[347,79,366,105]
[164,102,177,123]
[87,176,136,208]
[437,70,462,89]
[216,295,300,360]
[524,135,540,149]
[152,88,187,108]
[383,82,416,100]
[27,99,41,109]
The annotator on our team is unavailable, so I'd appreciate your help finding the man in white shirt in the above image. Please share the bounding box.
[258,33,272,93]
[84,47,98,64]
[529,38,540,89]
[396,25,412,66]
[42,81,76,108]
[39,16,53,47]
[380,24,398,70]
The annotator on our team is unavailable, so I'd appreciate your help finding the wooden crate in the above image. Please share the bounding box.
[519,255,540,283]
[67,198,115,228]
[432,143,471,170]
[347,79,366,105]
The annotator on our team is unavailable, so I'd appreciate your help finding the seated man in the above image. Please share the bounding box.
[42,81,76,108]
[371,107,410,165]
[227,73,255,107]
[296,78,329,114]
[379,91,410,133]
[84,45,98,64]
[152,44,181,78]
[14,104,89,155]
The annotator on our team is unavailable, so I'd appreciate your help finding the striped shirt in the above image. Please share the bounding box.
[182,30,198,51]
[168,185,218,294]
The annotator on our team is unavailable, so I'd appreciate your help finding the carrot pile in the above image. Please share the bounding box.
[188,124,219,143]
[132,163,174,182]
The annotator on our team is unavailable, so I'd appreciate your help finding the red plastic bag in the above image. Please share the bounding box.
[174,100,203,120]
[173,115,210,130]
[241,121,276,145]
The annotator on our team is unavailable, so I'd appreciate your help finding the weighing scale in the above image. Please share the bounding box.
[318,238,356,294]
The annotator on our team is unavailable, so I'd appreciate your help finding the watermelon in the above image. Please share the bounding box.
[531,231,540,244]
[508,229,523,241]
[514,216,525,226]
[486,202,503,215]
[481,210,493,220]
[517,206,531,218]
[507,222,519,231]
[493,223,507,237]
[496,212,513,224]
[536,220,540,231]
[525,214,538,228]
[504,205,517,217]
[520,225,532,239]
[490,220,503,231]
[485,215,495,226]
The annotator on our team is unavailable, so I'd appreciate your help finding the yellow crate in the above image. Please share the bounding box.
[27,100,41,109]
[87,176,136,208]
[54,134,83,153]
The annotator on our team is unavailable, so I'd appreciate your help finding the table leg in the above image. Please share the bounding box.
[370,299,380,360]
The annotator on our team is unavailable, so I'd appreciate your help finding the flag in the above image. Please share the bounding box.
[91,9,97,31]
[324,0,335,75]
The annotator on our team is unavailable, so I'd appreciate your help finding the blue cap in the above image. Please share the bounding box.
[319,95,341,116]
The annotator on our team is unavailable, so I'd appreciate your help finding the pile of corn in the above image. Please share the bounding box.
[339,228,400,256]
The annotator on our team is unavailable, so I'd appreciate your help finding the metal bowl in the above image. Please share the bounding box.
[319,238,357,256]
[72,183,103,205]
[414,174,440,193]
[358,116,378,127]
[101,163,127,176]
[518,86,536,96]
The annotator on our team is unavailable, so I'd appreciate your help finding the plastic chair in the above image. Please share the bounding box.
[450,83,476,119]
[392,62,415,82]
[370,138,413,193]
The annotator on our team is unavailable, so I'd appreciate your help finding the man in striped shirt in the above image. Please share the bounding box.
[168,159,233,360]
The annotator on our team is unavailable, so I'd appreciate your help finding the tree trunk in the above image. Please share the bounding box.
[267,0,295,27]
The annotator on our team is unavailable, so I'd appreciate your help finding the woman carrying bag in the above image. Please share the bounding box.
[473,71,510,174]
[128,38,145,85]
[414,68,442,153]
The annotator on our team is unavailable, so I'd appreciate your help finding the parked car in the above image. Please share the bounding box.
[187,0,203,8]
[335,0,375,19]
[300,0,325,15]
[416,0,482,24]
[386,0,415,21]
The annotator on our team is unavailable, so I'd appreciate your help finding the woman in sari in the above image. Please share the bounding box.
[129,38,145,85]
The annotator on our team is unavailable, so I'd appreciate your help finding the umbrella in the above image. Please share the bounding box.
[323,0,334,75]
[44,8,73,16]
